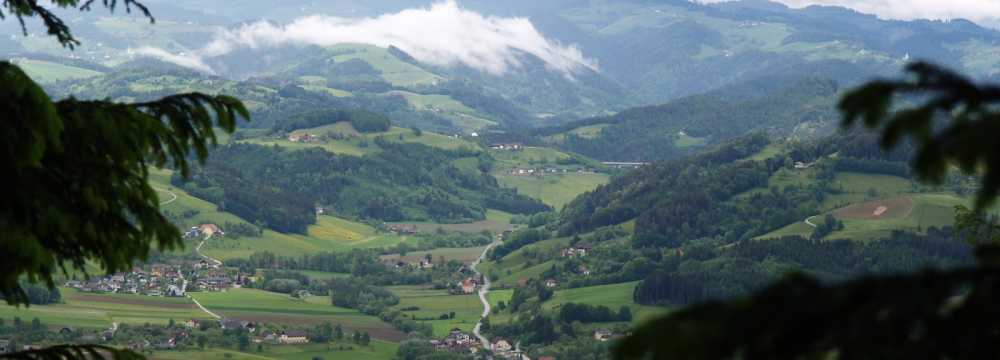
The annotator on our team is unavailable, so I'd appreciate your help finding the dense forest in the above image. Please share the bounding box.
[557,133,774,238]
[633,228,973,306]
[271,108,392,134]
[176,140,548,233]
[529,78,840,161]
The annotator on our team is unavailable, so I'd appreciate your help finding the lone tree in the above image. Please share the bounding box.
[1,1,247,359]
[615,62,1000,359]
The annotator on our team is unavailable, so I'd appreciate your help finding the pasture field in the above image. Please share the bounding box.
[673,132,707,148]
[831,194,968,241]
[822,172,914,210]
[327,44,442,87]
[0,288,209,329]
[308,216,378,242]
[298,84,354,98]
[485,289,515,323]
[480,260,558,290]
[758,193,968,241]
[17,59,102,83]
[244,126,477,156]
[385,209,516,234]
[543,123,611,142]
[744,142,784,161]
[189,289,403,341]
[542,282,667,324]
[495,172,610,209]
[293,270,351,281]
[491,147,573,168]
[150,171,412,259]
[380,246,488,265]
[387,286,483,337]
[151,340,397,360]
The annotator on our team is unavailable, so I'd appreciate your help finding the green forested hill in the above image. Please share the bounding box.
[479,131,976,344]
[531,77,840,161]
[176,141,549,234]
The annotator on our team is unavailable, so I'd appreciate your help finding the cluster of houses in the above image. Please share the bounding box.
[506,167,591,176]
[430,328,477,353]
[189,319,310,345]
[600,162,648,169]
[63,260,239,296]
[191,268,241,292]
[64,265,186,297]
[489,143,523,151]
[385,258,435,271]
[287,133,319,143]
[561,242,593,258]
[385,224,419,235]
[184,223,225,239]
[427,331,519,358]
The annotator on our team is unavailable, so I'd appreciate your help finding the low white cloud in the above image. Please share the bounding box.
[130,46,216,74]
[135,0,596,76]
[695,0,1000,27]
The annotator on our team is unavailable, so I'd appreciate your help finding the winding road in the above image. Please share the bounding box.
[188,240,224,319]
[805,215,819,228]
[153,187,223,319]
[472,235,501,351]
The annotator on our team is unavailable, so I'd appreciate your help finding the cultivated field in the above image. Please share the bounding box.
[243,125,477,157]
[0,288,209,329]
[834,197,915,220]
[387,286,483,337]
[380,246,489,265]
[385,210,515,234]
[495,172,610,209]
[542,281,668,324]
[151,340,398,360]
[189,289,403,341]
[17,59,102,83]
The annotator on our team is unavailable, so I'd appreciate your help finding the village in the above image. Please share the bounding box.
[64,223,243,297]
[63,259,244,297]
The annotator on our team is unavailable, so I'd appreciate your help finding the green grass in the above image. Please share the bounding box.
[758,193,969,241]
[327,44,442,87]
[152,340,398,360]
[673,132,707,148]
[829,194,968,241]
[822,172,914,210]
[492,147,572,168]
[16,59,102,83]
[151,168,413,259]
[380,246,488,265]
[0,288,210,329]
[243,126,477,157]
[478,237,571,288]
[295,270,351,281]
[385,209,516,234]
[495,172,609,210]
[543,282,668,324]
[387,286,483,338]
[190,289,402,341]
[545,124,610,142]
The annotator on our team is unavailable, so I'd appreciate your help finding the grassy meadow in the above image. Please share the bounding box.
[0,288,209,329]
[189,289,403,341]
[387,286,483,338]
[151,340,398,360]
[495,172,609,210]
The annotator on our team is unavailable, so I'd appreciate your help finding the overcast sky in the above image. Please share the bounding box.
[699,0,1000,28]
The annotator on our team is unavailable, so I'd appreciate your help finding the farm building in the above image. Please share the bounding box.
[492,338,513,352]
[280,331,309,344]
